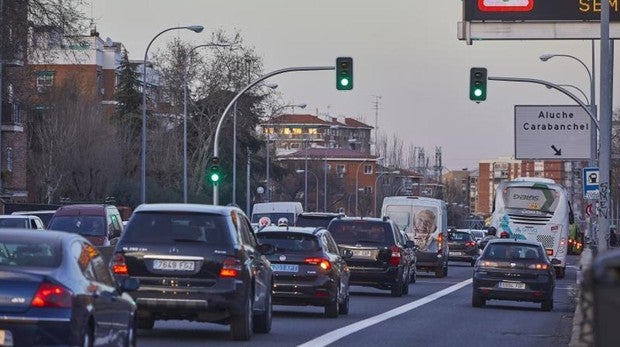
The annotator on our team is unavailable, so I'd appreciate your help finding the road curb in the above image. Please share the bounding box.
[569,248,593,347]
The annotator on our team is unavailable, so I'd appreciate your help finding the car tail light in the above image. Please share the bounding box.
[220,258,242,278]
[546,249,554,256]
[479,261,499,268]
[111,253,128,275]
[437,233,444,254]
[31,282,73,308]
[389,245,401,266]
[305,258,331,271]
[465,241,476,248]
[528,263,549,270]
[500,231,510,238]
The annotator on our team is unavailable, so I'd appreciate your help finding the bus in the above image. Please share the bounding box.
[489,177,574,278]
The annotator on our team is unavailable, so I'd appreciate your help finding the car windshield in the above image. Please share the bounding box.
[484,243,544,261]
[470,230,485,238]
[49,216,106,236]
[256,232,320,252]
[0,218,29,229]
[122,211,231,246]
[449,232,473,241]
[328,221,392,245]
[0,240,61,268]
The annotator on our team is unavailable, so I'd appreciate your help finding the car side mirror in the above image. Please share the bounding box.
[405,240,416,249]
[341,249,353,259]
[109,228,121,239]
[257,243,276,255]
[119,277,140,292]
[550,258,561,265]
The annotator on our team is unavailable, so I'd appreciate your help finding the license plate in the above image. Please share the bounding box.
[0,330,4,345]
[449,251,463,256]
[153,260,195,271]
[0,330,12,346]
[352,250,372,257]
[499,281,526,290]
[271,264,299,272]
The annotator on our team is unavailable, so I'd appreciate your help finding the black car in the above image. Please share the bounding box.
[111,204,275,341]
[255,226,351,317]
[327,217,416,297]
[447,230,479,266]
[0,229,138,347]
[295,212,345,228]
[472,239,556,311]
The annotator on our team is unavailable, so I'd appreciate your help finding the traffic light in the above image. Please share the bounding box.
[207,157,221,185]
[336,57,353,90]
[469,67,487,101]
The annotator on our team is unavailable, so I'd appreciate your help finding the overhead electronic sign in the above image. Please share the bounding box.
[464,0,620,21]
[478,0,534,12]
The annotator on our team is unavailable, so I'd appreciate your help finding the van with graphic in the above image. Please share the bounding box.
[381,196,449,277]
[251,202,303,227]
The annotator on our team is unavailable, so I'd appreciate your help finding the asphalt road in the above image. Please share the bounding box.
[137,255,578,347]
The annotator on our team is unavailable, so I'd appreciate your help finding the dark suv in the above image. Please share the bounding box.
[447,230,480,267]
[111,204,275,341]
[256,226,351,317]
[295,212,345,228]
[327,217,416,297]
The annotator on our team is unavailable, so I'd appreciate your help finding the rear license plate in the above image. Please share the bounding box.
[0,330,12,346]
[271,264,299,272]
[352,250,372,257]
[499,281,526,290]
[153,260,195,271]
[449,251,463,256]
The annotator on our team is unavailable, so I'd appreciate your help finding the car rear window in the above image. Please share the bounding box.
[328,221,392,245]
[295,216,335,228]
[0,241,61,268]
[484,243,544,261]
[49,216,107,236]
[256,232,320,252]
[0,218,29,228]
[122,212,231,246]
[449,232,473,241]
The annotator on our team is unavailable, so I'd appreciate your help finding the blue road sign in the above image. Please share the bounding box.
[583,167,599,200]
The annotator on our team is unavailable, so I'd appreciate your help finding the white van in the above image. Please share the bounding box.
[381,196,449,277]
[251,202,303,227]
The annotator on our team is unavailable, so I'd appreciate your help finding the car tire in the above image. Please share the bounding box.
[325,297,339,318]
[470,258,476,267]
[231,295,253,340]
[541,298,554,312]
[555,267,566,279]
[125,315,136,347]
[253,289,272,334]
[338,292,350,315]
[410,266,417,284]
[471,292,485,308]
[136,317,154,330]
[435,263,447,278]
[81,322,94,347]
[390,280,404,297]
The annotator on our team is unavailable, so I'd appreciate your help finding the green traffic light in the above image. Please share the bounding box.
[340,78,350,87]
[474,89,482,97]
[210,172,220,182]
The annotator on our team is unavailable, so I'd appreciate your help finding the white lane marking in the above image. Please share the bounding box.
[297,278,472,347]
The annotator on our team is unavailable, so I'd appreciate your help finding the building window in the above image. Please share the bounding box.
[36,71,55,90]
[337,165,346,178]
[6,147,13,172]
[363,164,372,175]
[308,128,317,135]
[292,128,302,135]
[364,186,372,194]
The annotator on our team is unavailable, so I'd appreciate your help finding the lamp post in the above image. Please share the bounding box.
[296,169,319,212]
[540,52,596,166]
[304,138,309,211]
[141,25,203,204]
[265,103,306,202]
[183,42,229,203]
[374,170,400,217]
[355,157,382,216]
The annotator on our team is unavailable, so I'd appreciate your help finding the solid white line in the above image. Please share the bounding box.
[297,278,473,347]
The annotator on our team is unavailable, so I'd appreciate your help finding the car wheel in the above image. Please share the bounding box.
[325,286,339,318]
[390,280,404,297]
[470,258,476,267]
[125,315,136,347]
[81,322,94,347]
[471,292,485,308]
[435,264,446,278]
[541,298,554,312]
[136,317,154,330]
[555,267,566,279]
[253,289,272,334]
[231,295,253,340]
[410,266,417,284]
[338,292,350,315]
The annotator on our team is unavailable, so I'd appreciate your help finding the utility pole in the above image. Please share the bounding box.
[598,2,612,253]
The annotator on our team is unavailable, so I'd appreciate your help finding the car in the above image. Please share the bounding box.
[0,229,138,347]
[472,238,556,311]
[11,210,57,228]
[327,216,416,297]
[448,230,480,266]
[294,212,345,228]
[111,203,275,341]
[255,225,351,318]
[460,228,486,242]
[47,204,124,247]
[0,215,46,230]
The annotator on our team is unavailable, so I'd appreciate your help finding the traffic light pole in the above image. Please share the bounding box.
[212,65,335,205]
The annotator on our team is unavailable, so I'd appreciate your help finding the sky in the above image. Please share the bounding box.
[90,0,619,172]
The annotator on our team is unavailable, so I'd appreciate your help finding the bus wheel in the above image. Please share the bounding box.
[555,267,566,279]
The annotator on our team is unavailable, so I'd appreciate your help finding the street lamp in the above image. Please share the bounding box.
[296,169,319,212]
[539,52,596,166]
[374,170,400,217]
[355,157,382,216]
[183,42,230,203]
[141,25,203,204]
[265,103,306,202]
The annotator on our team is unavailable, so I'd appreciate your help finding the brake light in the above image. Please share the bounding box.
[220,258,242,278]
[546,249,554,256]
[528,263,549,270]
[305,258,331,270]
[111,253,128,275]
[465,241,476,248]
[480,261,499,268]
[31,282,73,308]
[500,231,510,238]
[389,245,401,266]
[437,233,444,254]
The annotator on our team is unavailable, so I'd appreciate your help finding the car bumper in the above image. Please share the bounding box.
[349,266,402,288]
[473,273,554,302]
[448,249,478,262]
[272,276,338,306]
[416,251,445,270]
[0,312,75,346]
